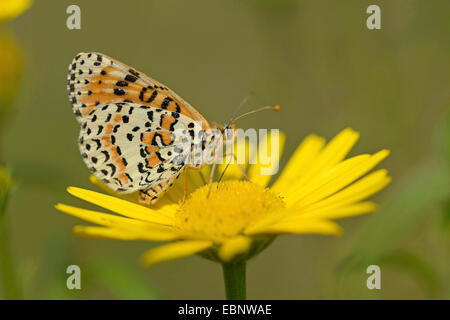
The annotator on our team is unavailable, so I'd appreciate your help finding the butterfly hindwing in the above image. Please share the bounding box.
[79,102,193,199]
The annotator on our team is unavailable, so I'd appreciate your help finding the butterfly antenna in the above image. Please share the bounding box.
[232,105,280,123]
[226,92,255,126]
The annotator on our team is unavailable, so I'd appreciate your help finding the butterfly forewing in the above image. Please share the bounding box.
[67,52,210,129]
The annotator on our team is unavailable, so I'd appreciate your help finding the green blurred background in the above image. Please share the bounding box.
[0,0,449,299]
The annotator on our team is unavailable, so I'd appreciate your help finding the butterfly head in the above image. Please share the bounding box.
[223,123,237,143]
[212,122,237,144]
[220,104,280,144]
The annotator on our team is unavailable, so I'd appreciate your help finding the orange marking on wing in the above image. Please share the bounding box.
[139,88,156,102]
[161,115,175,131]
[81,93,138,108]
[80,66,142,110]
[76,59,212,131]
[113,114,122,122]
[102,66,118,75]
[201,121,210,131]
[146,153,162,168]
[119,173,129,185]
[101,136,111,147]
[105,124,113,135]
[142,130,172,147]
[110,146,120,160]
[146,145,159,154]
[159,131,173,145]
[141,132,155,145]
[82,104,95,116]
[165,103,178,113]
[116,158,126,171]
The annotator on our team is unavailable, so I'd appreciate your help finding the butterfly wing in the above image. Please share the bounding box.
[67,52,210,130]
[68,52,210,204]
[79,102,195,203]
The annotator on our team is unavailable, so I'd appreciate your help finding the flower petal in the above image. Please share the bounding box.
[140,240,213,267]
[286,149,390,207]
[72,226,143,240]
[309,128,360,170]
[283,201,377,221]
[277,128,359,196]
[55,203,180,241]
[245,219,342,236]
[153,166,211,206]
[218,236,252,262]
[0,0,32,23]
[67,187,174,225]
[248,130,286,187]
[91,173,201,208]
[272,134,325,193]
[298,169,391,212]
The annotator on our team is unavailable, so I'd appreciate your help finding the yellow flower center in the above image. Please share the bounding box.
[174,180,285,241]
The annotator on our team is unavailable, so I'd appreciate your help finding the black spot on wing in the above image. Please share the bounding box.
[161,97,173,109]
[101,150,110,162]
[139,87,147,101]
[107,163,116,176]
[129,68,140,77]
[114,88,126,96]
[147,90,157,103]
[125,74,137,82]
[116,81,128,87]
[138,163,146,173]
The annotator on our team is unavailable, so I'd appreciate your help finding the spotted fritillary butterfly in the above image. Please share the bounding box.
[67,52,236,204]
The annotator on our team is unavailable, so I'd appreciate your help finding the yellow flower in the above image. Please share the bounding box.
[56,128,391,266]
[0,32,22,119]
[0,0,31,120]
[0,0,32,24]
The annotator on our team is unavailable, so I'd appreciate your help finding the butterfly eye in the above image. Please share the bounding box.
[224,126,235,140]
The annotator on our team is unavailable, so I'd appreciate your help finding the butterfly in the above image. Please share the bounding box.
[67,52,238,204]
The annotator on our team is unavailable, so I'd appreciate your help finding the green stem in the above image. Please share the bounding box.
[0,196,21,299]
[222,262,246,300]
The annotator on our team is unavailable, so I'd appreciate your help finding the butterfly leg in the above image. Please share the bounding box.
[220,151,250,181]
[218,153,234,183]
[207,159,218,198]
[232,152,250,181]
